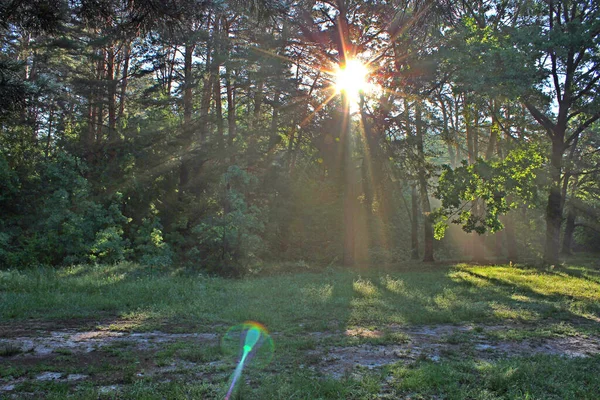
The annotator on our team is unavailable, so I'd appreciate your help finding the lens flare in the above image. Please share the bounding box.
[222,321,274,399]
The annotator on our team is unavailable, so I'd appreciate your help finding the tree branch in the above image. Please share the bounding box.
[522,100,556,137]
[566,111,600,145]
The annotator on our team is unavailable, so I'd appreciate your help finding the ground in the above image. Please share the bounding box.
[1,257,599,399]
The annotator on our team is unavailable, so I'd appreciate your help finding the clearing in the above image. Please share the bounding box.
[1,258,600,399]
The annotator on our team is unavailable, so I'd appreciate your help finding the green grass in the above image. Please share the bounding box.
[388,355,600,399]
[8,356,598,399]
[1,259,599,333]
[0,343,22,357]
[1,257,599,398]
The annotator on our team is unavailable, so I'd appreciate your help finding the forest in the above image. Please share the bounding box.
[1,0,599,273]
[1,1,600,398]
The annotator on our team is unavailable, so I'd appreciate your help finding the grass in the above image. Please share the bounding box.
[0,343,22,357]
[388,355,600,399]
[1,256,599,398]
[2,260,599,332]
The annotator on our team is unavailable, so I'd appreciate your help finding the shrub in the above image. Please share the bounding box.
[133,217,173,267]
[190,166,266,276]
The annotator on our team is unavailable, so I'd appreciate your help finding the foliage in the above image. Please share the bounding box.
[189,166,266,276]
[433,147,544,238]
[133,217,173,267]
[0,0,599,269]
[0,151,132,266]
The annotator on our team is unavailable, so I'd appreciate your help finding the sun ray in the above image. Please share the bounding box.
[299,90,338,128]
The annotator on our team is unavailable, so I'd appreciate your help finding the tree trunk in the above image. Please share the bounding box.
[95,52,105,145]
[560,208,576,255]
[214,66,224,147]
[464,99,487,262]
[471,200,487,263]
[560,176,579,255]
[225,61,236,146]
[179,41,195,193]
[503,213,518,261]
[118,41,130,122]
[199,14,214,142]
[411,184,419,260]
[341,92,357,266]
[212,18,223,148]
[415,102,434,262]
[486,101,499,160]
[107,46,117,139]
[544,137,564,265]
[494,229,504,259]
[438,95,455,167]
[226,69,236,145]
[269,90,280,150]
[86,75,97,166]
[464,101,475,165]
[45,103,54,158]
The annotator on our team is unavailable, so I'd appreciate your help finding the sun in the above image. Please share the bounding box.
[334,59,370,99]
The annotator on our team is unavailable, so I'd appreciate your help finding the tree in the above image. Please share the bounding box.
[518,0,600,264]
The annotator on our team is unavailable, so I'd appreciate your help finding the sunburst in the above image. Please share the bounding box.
[333,59,371,101]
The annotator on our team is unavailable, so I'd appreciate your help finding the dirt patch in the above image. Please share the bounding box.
[1,323,599,392]
[0,327,227,396]
[0,318,107,339]
[0,330,218,356]
[306,324,600,378]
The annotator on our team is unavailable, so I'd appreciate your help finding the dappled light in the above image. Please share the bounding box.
[300,283,334,303]
[352,277,381,298]
[380,275,407,294]
[3,260,600,397]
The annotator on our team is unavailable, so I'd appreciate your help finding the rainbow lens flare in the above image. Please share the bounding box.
[222,321,274,399]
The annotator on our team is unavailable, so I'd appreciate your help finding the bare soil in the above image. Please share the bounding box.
[1,321,599,395]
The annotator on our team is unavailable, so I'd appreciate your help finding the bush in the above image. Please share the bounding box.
[0,151,132,267]
[190,166,266,276]
[133,217,173,267]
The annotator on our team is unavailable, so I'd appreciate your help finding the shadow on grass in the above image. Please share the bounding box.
[339,262,600,330]
[3,260,600,336]
[453,267,600,325]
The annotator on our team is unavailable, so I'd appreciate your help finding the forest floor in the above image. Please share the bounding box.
[1,256,600,399]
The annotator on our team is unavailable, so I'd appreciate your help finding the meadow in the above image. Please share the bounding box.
[1,257,599,399]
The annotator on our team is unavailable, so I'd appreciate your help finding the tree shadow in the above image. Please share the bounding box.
[454,268,600,326]
[547,264,600,285]
[339,264,600,331]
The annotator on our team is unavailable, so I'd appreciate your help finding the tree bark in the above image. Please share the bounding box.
[471,200,487,263]
[118,41,130,122]
[107,45,117,141]
[415,102,434,262]
[544,137,564,264]
[226,67,236,146]
[214,70,223,148]
[45,103,54,158]
[341,91,357,266]
[464,98,485,262]
[560,176,579,255]
[179,40,196,193]
[438,94,455,167]
[224,17,236,147]
[411,184,420,260]
[561,208,576,255]
[199,14,214,142]
[502,213,518,261]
